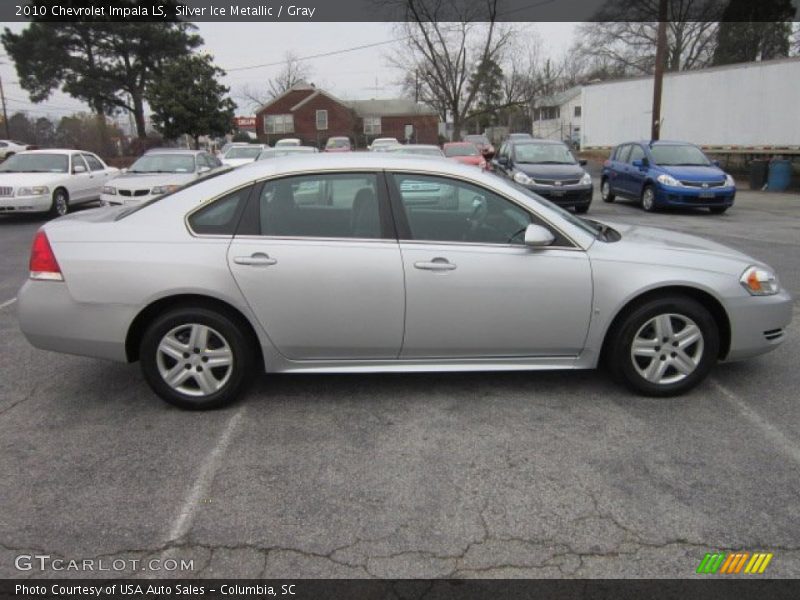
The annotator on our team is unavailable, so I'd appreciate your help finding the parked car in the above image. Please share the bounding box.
[368,138,400,152]
[275,138,302,147]
[0,149,118,217]
[507,133,533,141]
[493,139,593,213]
[101,149,226,207]
[463,134,495,159]
[218,142,251,157]
[601,141,737,214]
[257,147,319,160]
[325,137,352,152]
[221,144,265,167]
[442,142,488,170]
[18,155,791,409]
[388,144,445,157]
[0,139,34,160]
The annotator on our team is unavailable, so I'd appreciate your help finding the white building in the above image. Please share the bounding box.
[531,87,581,144]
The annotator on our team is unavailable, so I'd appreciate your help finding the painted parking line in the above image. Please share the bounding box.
[166,406,246,543]
[0,298,17,310]
[711,379,800,466]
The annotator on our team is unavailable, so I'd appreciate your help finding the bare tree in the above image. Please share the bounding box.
[236,51,313,111]
[388,0,511,139]
[571,0,723,78]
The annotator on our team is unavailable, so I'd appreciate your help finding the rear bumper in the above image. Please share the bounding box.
[17,280,133,362]
[724,289,793,361]
[0,194,50,213]
[655,185,736,208]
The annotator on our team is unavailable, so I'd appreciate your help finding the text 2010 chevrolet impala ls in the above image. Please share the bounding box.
[18,155,792,409]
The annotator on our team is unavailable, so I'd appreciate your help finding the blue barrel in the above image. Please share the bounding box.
[767,159,792,192]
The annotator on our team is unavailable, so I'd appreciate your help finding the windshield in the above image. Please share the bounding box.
[326,138,350,149]
[0,153,68,173]
[444,144,479,157]
[129,154,196,174]
[373,139,398,147]
[650,144,710,166]
[509,180,600,238]
[465,135,489,145]
[514,143,575,165]
[392,146,443,156]
[225,147,261,159]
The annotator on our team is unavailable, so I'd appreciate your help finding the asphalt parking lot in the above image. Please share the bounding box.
[1,183,799,580]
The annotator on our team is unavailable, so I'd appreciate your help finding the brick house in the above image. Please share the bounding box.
[254,83,440,148]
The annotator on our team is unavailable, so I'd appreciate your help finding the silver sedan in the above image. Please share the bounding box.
[18,155,792,409]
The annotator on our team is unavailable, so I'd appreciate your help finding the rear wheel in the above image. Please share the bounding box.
[601,179,615,203]
[709,206,728,214]
[139,307,255,410]
[607,295,719,396]
[49,188,69,218]
[641,185,657,212]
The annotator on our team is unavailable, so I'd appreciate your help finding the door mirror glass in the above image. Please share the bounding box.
[73,164,87,174]
[496,155,508,166]
[524,224,555,248]
[632,158,648,169]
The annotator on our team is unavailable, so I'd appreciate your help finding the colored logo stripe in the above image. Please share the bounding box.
[697,552,773,574]
[744,553,774,574]
[697,553,725,574]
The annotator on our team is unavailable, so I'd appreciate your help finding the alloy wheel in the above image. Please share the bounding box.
[156,323,233,397]
[54,192,68,216]
[642,187,655,212]
[630,313,704,385]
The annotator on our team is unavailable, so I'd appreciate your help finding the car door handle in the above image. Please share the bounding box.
[234,253,277,266]
[414,258,456,271]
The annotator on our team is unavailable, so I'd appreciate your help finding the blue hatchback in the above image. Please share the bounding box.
[601,141,736,214]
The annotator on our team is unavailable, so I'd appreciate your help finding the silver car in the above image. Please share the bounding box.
[18,155,792,409]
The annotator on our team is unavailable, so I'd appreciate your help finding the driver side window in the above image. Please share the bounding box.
[391,173,533,245]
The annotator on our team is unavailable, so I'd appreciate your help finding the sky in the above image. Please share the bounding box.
[0,21,577,126]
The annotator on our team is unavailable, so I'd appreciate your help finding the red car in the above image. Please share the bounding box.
[443,142,488,170]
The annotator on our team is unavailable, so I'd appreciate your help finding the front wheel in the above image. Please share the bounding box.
[607,296,719,397]
[641,185,657,212]
[139,307,255,409]
[601,179,615,203]
[49,189,69,218]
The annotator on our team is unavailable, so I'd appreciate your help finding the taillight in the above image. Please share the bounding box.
[29,230,63,281]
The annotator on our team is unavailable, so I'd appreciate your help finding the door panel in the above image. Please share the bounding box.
[625,145,647,197]
[399,243,592,358]
[69,155,93,202]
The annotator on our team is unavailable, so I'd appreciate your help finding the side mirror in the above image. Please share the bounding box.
[524,224,555,248]
[198,166,211,174]
[73,165,87,174]
[712,160,720,167]
[632,158,648,169]
[579,159,588,166]
[496,156,508,167]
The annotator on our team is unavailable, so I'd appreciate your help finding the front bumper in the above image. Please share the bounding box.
[101,192,158,207]
[0,193,51,213]
[724,288,793,361]
[525,184,593,207]
[655,184,736,208]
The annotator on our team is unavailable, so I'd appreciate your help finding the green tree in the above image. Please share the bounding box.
[713,0,795,65]
[147,54,235,149]
[2,1,201,138]
[467,56,504,131]
[7,112,35,143]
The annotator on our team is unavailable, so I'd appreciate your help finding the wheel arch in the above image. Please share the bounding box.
[125,293,264,366]
[600,285,731,362]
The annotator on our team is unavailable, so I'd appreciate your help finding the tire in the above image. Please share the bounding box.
[606,295,719,397]
[641,185,657,212]
[139,307,255,410]
[709,206,728,215]
[49,188,69,218]
[601,179,615,203]
[574,203,590,214]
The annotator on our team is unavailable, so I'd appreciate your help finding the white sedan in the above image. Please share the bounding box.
[221,144,264,167]
[0,149,118,217]
[0,139,33,159]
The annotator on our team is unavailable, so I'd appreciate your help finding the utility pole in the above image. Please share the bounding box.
[651,0,668,140]
[0,75,8,139]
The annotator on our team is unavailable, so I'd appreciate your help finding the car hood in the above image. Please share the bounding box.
[596,221,757,276]
[451,156,483,165]
[515,163,584,179]
[222,158,255,167]
[108,172,197,188]
[656,165,726,181]
[0,172,68,186]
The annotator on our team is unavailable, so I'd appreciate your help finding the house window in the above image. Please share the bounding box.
[316,109,328,131]
[364,117,381,135]
[264,114,294,134]
[574,106,582,117]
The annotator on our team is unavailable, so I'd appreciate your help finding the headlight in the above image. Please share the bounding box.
[16,186,49,196]
[740,265,780,296]
[725,174,735,187]
[656,173,681,187]
[513,171,534,185]
[102,186,116,195]
[580,172,592,185]
[151,184,181,195]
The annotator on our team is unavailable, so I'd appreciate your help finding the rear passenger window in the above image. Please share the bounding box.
[628,145,646,163]
[615,145,631,163]
[258,173,382,239]
[188,186,250,235]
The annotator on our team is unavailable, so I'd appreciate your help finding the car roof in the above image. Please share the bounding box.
[509,139,565,146]
[144,148,205,155]
[397,144,440,149]
[619,140,699,147]
[18,149,82,155]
